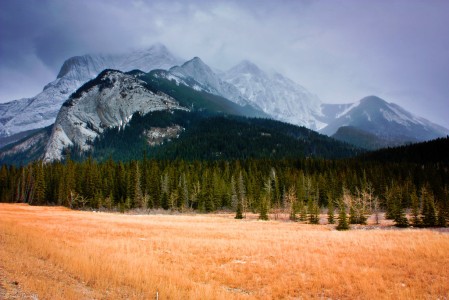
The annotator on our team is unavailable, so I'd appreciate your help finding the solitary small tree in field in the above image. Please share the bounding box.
[336,202,349,230]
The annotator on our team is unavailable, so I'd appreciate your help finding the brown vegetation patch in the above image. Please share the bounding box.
[1,204,448,299]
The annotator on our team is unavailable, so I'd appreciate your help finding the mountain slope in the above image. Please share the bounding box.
[0,126,52,165]
[320,96,449,145]
[140,69,267,118]
[222,60,324,130]
[0,44,182,140]
[43,70,187,162]
[332,126,393,150]
[169,57,250,106]
[75,110,362,162]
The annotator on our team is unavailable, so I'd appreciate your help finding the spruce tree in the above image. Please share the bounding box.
[349,206,357,224]
[33,163,46,205]
[299,200,307,221]
[327,197,335,224]
[259,194,270,221]
[394,208,409,227]
[410,188,421,227]
[235,200,244,219]
[421,186,437,227]
[436,206,447,227]
[336,202,349,230]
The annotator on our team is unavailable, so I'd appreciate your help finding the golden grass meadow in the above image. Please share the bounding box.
[1,203,448,299]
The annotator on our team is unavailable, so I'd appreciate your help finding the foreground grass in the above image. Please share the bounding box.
[0,204,448,299]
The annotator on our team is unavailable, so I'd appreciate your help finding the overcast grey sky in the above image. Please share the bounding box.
[1,0,448,128]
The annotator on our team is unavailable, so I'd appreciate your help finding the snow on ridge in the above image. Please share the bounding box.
[336,101,360,119]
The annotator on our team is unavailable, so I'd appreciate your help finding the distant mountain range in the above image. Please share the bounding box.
[0,43,448,162]
[320,96,449,149]
[0,69,360,165]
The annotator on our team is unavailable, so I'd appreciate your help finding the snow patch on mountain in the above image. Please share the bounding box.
[43,70,188,162]
[222,60,323,130]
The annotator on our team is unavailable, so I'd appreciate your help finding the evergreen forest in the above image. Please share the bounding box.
[1,137,448,229]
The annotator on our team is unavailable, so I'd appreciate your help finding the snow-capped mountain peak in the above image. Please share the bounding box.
[320,95,449,143]
[222,61,323,130]
[170,57,218,85]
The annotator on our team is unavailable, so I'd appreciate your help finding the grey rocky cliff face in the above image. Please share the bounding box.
[43,71,188,162]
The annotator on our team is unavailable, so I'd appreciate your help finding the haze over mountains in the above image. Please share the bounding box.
[0,43,447,161]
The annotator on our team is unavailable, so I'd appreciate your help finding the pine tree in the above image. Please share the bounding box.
[235,200,244,219]
[436,206,447,227]
[349,206,357,224]
[259,194,270,221]
[421,185,437,227]
[336,201,349,230]
[394,208,409,227]
[33,162,46,205]
[327,194,335,224]
[410,188,421,226]
[131,162,144,208]
[285,186,297,221]
[259,177,271,220]
[235,172,246,219]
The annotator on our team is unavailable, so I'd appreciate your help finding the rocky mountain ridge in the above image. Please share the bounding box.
[43,70,187,162]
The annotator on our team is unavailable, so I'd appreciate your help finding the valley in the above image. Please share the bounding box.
[1,204,449,299]
[2,3,449,300]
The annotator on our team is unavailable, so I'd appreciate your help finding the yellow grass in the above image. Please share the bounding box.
[0,204,448,299]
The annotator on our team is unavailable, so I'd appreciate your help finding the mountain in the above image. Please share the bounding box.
[0,69,361,164]
[0,126,52,166]
[2,45,448,155]
[0,44,182,141]
[222,60,324,130]
[331,126,393,150]
[169,57,250,106]
[43,69,187,162]
[320,96,449,147]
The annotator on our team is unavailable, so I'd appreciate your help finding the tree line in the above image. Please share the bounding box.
[0,156,448,229]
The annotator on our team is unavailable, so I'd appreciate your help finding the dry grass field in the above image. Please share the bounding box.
[1,203,448,299]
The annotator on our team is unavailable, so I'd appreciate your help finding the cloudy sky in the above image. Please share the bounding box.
[1,0,448,128]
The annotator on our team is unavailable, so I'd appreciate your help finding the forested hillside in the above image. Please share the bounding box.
[1,152,448,228]
[71,110,361,162]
